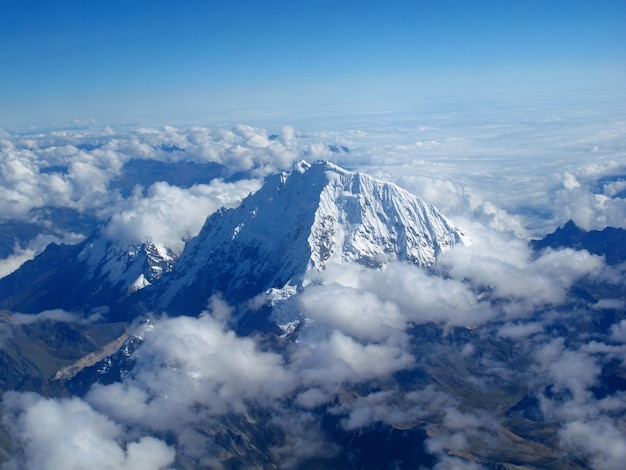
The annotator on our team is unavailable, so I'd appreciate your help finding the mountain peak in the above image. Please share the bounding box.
[158,161,469,313]
[0,161,469,318]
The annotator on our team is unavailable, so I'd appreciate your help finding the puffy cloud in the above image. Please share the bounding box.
[562,172,581,190]
[0,135,124,221]
[103,178,260,252]
[0,124,303,225]
[534,339,601,401]
[0,245,37,279]
[357,262,494,326]
[397,173,470,217]
[292,329,414,389]
[1,392,174,470]
[87,313,291,428]
[0,231,86,279]
[611,320,626,343]
[559,417,626,470]
[554,163,626,230]
[298,283,406,342]
[302,261,492,328]
[439,225,605,318]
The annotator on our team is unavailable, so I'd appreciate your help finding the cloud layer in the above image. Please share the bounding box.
[1,99,626,467]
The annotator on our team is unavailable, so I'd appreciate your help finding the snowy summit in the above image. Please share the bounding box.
[159,160,469,312]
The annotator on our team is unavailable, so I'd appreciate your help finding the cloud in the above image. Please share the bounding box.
[397,173,471,217]
[87,313,291,429]
[103,178,260,252]
[0,134,123,221]
[593,299,626,311]
[497,321,544,338]
[438,225,605,318]
[0,124,302,226]
[357,262,494,326]
[301,261,493,328]
[297,283,407,342]
[4,309,91,326]
[128,124,301,176]
[611,320,626,343]
[534,338,601,401]
[268,411,340,469]
[559,417,626,470]
[292,329,414,389]
[1,392,174,470]
[0,245,37,279]
[554,163,626,230]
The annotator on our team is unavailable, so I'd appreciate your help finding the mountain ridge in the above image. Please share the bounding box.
[0,161,468,320]
[0,231,176,314]
[156,160,469,315]
[531,219,626,265]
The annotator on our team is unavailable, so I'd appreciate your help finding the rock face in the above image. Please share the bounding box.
[157,160,469,314]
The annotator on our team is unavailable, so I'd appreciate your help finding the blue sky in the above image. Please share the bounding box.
[1,0,625,127]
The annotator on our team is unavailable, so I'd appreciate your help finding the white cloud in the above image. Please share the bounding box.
[298,283,406,342]
[103,178,260,252]
[87,313,292,428]
[0,124,303,226]
[439,225,605,318]
[1,392,174,470]
[534,338,601,403]
[0,245,36,279]
[560,417,626,470]
[293,329,414,389]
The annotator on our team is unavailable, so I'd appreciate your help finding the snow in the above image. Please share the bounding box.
[157,160,469,308]
[129,274,151,293]
[77,233,177,294]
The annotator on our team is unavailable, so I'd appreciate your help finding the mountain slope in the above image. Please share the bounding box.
[157,160,469,314]
[0,231,176,314]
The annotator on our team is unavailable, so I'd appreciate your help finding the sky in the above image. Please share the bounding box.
[1,0,625,127]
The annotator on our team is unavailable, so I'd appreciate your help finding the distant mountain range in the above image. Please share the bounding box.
[531,219,626,265]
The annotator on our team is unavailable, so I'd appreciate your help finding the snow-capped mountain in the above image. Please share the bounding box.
[77,233,176,294]
[1,160,467,319]
[0,230,176,314]
[157,160,469,314]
